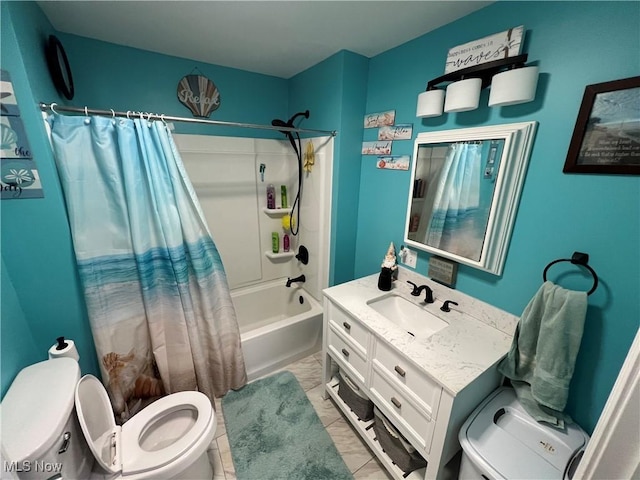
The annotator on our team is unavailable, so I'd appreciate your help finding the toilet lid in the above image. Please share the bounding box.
[75,375,214,477]
[75,375,121,474]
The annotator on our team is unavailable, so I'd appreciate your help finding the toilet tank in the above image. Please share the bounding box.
[0,358,93,479]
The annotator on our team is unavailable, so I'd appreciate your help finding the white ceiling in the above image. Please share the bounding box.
[38,1,492,79]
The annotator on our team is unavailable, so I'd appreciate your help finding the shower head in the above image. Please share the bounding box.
[271,118,290,135]
[287,110,310,125]
[271,110,310,134]
[271,110,310,159]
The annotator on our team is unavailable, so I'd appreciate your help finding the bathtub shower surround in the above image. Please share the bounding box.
[47,113,247,421]
[175,134,333,379]
[175,134,333,299]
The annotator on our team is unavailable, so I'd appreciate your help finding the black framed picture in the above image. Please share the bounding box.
[563,76,640,174]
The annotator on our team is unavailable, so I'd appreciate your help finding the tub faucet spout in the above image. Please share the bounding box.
[286,275,306,287]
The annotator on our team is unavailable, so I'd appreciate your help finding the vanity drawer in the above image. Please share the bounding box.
[327,303,370,354]
[328,327,368,383]
[373,341,442,419]
[369,369,436,454]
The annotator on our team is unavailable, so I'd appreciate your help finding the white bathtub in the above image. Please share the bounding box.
[231,279,324,381]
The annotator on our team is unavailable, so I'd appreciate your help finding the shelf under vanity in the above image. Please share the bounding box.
[325,376,427,480]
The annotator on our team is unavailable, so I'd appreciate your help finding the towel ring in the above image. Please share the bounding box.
[543,252,598,295]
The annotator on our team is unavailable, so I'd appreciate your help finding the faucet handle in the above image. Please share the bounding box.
[440,300,458,312]
[407,281,420,296]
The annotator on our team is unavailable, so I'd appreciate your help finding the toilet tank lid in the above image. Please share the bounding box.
[0,358,80,462]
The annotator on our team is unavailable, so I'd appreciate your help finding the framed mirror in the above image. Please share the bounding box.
[405,122,537,275]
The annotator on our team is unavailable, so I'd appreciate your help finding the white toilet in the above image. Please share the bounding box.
[1,358,216,480]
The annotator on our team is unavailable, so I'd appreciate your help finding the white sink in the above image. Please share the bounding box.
[367,294,448,338]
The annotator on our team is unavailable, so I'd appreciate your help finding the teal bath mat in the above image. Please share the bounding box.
[222,371,353,480]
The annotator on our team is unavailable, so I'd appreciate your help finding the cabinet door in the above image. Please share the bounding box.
[373,340,442,419]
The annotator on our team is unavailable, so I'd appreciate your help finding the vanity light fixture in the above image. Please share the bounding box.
[416,54,539,118]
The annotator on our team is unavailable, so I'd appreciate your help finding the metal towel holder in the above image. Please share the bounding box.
[542,251,598,295]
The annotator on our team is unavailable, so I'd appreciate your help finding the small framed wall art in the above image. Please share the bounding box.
[564,76,640,175]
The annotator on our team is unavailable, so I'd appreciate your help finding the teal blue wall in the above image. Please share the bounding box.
[57,34,290,139]
[1,1,99,389]
[357,1,640,432]
[289,51,369,285]
[1,258,39,397]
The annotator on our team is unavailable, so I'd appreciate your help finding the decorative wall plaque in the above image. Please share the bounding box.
[1,70,44,199]
[177,74,220,118]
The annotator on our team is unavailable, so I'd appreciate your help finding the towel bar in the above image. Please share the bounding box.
[542,251,598,295]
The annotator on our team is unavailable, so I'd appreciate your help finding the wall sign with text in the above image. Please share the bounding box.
[1,70,44,199]
[445,26,524,74]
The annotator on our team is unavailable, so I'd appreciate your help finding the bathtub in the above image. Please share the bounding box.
[230,279,324,381]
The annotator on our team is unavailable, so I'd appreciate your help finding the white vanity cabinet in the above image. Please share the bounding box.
[322,270,516,480]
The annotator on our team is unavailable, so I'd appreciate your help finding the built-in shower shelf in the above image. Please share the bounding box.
[265,251,295,260]
[263,207,292,216]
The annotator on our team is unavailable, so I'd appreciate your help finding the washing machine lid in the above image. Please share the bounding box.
[120,390,214,475]
[1,358,80,463]
[460,388,589,479]
[75,375,122,475]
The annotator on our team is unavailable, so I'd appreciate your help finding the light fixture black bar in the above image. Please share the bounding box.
[426,54,529,90]
[39,102,338,137]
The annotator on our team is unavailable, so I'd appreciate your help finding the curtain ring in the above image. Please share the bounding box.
[50,103,58,114]
[110,109,116,119]
[160,114,167,126]
[126,111,131,119]
[84,106,88,116]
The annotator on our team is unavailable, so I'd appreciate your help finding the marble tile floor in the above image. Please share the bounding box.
[208,351,393,480]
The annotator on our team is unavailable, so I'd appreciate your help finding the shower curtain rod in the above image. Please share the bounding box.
[39,102,338,137]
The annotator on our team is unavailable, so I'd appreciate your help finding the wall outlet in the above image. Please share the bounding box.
[400,246,417,268]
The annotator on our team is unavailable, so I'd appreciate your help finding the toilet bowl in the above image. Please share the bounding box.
[75,374,216,479]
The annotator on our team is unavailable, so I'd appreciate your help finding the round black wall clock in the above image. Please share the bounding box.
[45,35,74,100]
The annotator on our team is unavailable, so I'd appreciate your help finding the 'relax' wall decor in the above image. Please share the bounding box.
[177,72,221,118]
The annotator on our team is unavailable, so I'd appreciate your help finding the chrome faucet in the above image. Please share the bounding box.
[286,274,306,288]
[406,281,434,303]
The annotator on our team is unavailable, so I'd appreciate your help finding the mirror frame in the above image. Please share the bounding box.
[404,121,537,275]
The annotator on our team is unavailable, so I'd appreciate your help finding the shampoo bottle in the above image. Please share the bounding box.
[283,234,290,252]
[281,185,288,209]
[267,184,276,209]
[272,232,279,253]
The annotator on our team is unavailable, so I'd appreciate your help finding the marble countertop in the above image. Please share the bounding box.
[323,267,518,396]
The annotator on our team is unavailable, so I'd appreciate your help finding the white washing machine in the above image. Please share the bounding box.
[458,387,589,479]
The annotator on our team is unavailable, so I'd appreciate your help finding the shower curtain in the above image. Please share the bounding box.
[48,113,247,422]
[425,142,482,260]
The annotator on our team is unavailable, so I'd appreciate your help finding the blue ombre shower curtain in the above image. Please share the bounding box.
[48,114,246,422]
[425,142,482,260]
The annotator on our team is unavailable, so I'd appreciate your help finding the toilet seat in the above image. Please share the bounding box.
[75,375,215,478]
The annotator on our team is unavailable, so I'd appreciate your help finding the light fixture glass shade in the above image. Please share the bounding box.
[416,89,445,118]
[489,66,539,107]
[444,78,482,113]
